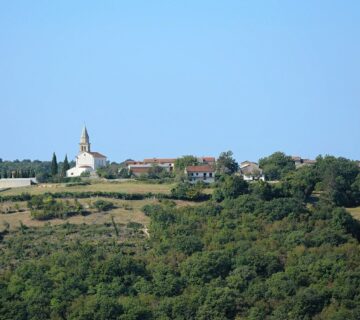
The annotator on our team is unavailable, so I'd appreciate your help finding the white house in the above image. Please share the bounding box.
[66,126,107,177]
[239,161,265,181]
[185,165,215,184]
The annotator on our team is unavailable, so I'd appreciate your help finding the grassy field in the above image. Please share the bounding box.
[0,180,175,196]
[0,197,198,231]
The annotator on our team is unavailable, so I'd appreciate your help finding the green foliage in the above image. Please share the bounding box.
[216,150,239,174]
[2,160,360,319]
[28,195,84,220]
[174,155,199,172]
[281,165,317,200]
[171,182,208,201]
[259,151,296,180]
[97,163,121,179]
[314,155,360,206]
[92,199,114,212]
[0,159,53,180]
[61,155,70,177]
[213,175,249,202]
[51,152,58,177]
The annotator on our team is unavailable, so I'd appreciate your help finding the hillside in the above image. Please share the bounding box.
[1,154,360,319]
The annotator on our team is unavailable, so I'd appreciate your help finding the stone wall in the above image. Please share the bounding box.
[0,178,37,189]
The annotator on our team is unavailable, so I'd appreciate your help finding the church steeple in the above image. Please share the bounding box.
[79,126,91,152]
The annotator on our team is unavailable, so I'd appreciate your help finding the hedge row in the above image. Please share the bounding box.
[0,191,211,203]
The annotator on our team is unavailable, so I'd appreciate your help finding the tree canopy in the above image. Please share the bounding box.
[259,151,296,180]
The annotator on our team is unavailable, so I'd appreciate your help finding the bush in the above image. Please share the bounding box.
[28,195,84,220]
[92,199,114,212]
[171,182,209,201]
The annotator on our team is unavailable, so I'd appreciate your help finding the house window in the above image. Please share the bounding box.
[203,173,206,177]
[209,173,213,177]
[196,173,198,176]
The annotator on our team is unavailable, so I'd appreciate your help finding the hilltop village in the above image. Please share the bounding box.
[2,127,360,320]
[0,126,332,189]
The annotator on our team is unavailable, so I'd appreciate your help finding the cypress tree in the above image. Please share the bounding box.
[51,152,58,177]
[61,155,70,177]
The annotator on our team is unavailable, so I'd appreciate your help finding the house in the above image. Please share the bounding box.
[143,158,176,172]
[127,158,176,176]
[291,156,316,168]
[66,126,107,177]
[239,161,265,181]
[127,157,216,177]
[185,165,215,184]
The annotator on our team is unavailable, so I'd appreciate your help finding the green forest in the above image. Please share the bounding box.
[1,154,360,319]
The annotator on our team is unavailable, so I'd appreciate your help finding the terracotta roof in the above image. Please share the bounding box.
[143,158,176,164]
[200,157,216,162]
[186,165,215,173]
[126,161,144,165]
[292,156,302,161]
[89,152,106,158]
[130,167,151,173]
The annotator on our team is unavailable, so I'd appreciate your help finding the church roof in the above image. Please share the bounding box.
[89,151,107,158]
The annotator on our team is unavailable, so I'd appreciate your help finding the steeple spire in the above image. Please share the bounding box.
[79,125,91,152]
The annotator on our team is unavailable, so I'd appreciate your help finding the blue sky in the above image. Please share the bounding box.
[0,1,359,163]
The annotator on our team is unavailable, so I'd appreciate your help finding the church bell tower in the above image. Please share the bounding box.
[79,126,91,152]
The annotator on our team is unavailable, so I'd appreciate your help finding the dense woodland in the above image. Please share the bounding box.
[1,152,360,319]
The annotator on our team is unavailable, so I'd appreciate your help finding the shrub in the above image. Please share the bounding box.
[92,199,114,212]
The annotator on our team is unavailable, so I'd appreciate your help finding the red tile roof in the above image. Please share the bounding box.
[201,157,216,162]
[143,158,176,164]
[186,165,215,173]
[130,167,151,173]
[89,152,107,158]
[126,161,144,165]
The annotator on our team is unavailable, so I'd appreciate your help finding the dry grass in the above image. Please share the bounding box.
[347,207,360,221]
[0,198,198,231]
[0,180,175,196]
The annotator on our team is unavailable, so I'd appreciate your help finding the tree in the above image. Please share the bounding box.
[282,165,317,200]
[51,152,58,177]
[61,155,70,177]
[174,156,199,172]
[259,152,295,181]
[171,182,207,201]
[314,156,359,206]
[217,151,238,174]
[213,175,249,202]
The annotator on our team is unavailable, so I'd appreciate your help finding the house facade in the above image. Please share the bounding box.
[127,158,176,176]
[66,127,107,177]
[185,165,215,184]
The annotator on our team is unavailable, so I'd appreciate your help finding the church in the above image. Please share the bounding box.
[66,126,107,177]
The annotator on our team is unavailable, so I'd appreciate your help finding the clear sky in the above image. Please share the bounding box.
[0,1,359,163]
